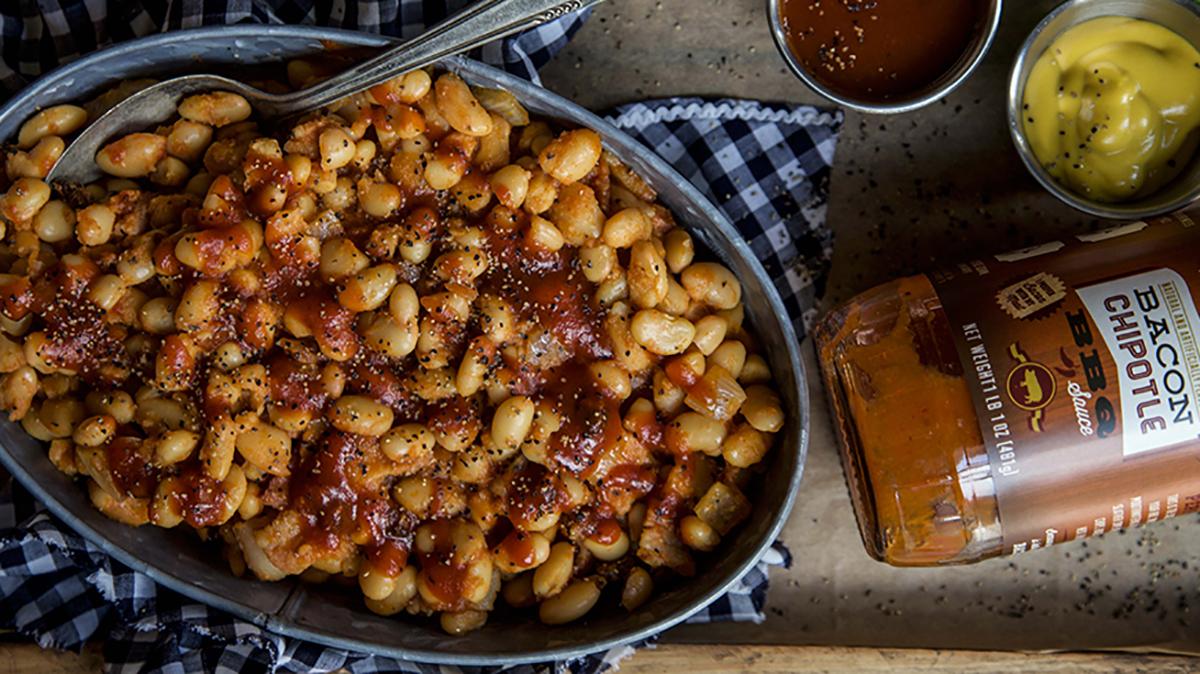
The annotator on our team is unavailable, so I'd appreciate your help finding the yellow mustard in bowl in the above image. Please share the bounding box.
[1022,16,1200,203]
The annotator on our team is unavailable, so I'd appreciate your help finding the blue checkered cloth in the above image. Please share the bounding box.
[0,2,843,672]
[0,0,584,89]
[607,99,842,335]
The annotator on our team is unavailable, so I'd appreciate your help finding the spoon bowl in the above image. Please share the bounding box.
[52,75,249,183]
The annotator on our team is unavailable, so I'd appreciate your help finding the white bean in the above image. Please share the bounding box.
[329,395,394,436]
[18,105,86,149]
[32,200,75,243]
[491,395,534,450]
[681,262,742,310]
[532,542,575,598]
[631,309,695,355]
[319,127,356,170]
[434,73,493,136]
[538,578,601,625]
[621,567,654,610]
[742,384,784,432]
[96,133,166,178]
[538,129,602,184]
[178,92,251,127]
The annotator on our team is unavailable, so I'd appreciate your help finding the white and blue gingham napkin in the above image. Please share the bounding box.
[607,99,842,336]
[0,2,842,672]
[0,0,585,89]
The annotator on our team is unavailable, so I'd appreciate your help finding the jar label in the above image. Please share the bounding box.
[1076,268,1200,457]
[932,213,1200,554]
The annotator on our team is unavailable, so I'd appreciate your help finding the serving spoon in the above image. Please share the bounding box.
[48,0,600,184]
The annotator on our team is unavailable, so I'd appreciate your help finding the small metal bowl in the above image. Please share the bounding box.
[0,25,809,665]
[766,0,1003,114]
[1008,0,1200,219]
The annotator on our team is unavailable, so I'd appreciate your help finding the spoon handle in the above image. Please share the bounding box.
[275,0,602,114]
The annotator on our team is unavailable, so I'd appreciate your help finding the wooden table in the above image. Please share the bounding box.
[5,0,1199,670]
[4,640,1198,673]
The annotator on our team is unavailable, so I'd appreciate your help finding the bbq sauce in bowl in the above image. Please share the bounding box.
[778,0,989,103]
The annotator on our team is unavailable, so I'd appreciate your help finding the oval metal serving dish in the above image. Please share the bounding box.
[0,25,808,665]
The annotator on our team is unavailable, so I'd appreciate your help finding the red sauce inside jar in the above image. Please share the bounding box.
[778,0,987,102]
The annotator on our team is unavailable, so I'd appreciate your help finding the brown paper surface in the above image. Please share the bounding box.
[663,347,1200,654]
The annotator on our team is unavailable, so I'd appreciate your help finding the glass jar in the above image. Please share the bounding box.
[815,275,1002,565]
[815,211,1200,566]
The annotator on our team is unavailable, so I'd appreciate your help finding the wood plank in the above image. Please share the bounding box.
[618,644,1200,673]
[2,642,1195,673]
[0,643,102,674]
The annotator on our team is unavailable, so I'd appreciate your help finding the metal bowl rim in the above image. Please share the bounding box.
[0,23,810,665]
[765,0,1004,115]
[1006,0,1200,219]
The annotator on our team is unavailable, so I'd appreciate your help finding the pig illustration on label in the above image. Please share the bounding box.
[1007,343,1056,432]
